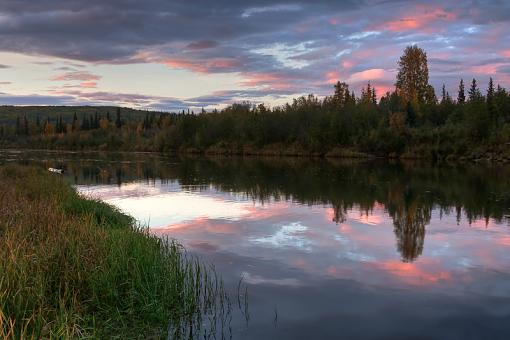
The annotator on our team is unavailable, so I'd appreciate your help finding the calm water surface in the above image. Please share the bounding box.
[3,150,510,339]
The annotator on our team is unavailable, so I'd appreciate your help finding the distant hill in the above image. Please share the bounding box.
[0,106,166,125]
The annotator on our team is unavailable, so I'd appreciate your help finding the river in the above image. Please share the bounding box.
[3,150,510,339]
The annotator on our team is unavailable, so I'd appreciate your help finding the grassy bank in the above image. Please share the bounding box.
[0,165,230,339]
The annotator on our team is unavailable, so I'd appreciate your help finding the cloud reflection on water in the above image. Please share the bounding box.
[78,180,510,293]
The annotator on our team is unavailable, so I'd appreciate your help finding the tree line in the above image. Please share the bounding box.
[2,45,510,160]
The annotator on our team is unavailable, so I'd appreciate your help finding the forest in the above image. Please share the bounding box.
[1,46,510,161]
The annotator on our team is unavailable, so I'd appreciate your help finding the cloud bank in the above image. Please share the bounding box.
[0,0,509,108]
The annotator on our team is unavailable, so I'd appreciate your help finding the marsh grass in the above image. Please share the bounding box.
[0,165,232,339]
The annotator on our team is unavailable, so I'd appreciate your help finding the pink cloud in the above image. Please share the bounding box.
[241,72,294,90]
[50,71,101,82]
[372,83,395,97]
[347,68,392,83]
[379,259,451,285]
[79,81,98,88]
[337,223,353,234]
[469,63,504,75]
[342,60,354,69]
[325,71,341,84]
[374,5,456,33]
[155,217,243,236]
[469,218,496,229]
[498,236,510,247]
[349,212,383,226]
[383,18,420,32]
[163,58,241,73]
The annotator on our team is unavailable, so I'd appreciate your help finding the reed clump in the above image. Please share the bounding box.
[0,165,230,339]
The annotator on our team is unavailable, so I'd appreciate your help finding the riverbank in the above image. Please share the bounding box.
[0,165,228,338]
[189,143,510,163]
[2,142,510,163]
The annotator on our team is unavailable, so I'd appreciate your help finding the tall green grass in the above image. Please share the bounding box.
[0,165,231,339]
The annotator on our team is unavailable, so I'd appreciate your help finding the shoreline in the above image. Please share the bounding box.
[1,145,509,164]
[0,165,229,338]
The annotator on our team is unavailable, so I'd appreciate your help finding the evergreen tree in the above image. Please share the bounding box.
[333,81,350,108]
[72,112,78,131]
[81,116,89,130]
[23,115,29,136]
[116,108,122,128]
[94,112,99,129]
[457,79,465,104]
[143,113,150,130]
[15,116,21,136]
[487,77,495,99]
[59,115,64,134]
[495,84,509,123]
[487,77,497,126]
[468,78,482,102]
[406,102,417,127]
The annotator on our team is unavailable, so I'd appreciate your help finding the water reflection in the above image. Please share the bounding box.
[3,150,510,339]
[388,187,429,262]
[4,150,510,262]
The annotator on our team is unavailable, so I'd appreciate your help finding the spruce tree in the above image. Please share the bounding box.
[23,115,29,136]
[487,77,497,126]
[81,116,89,130]
[72,112,78,131]
[457,79,465,104]
[94,112,99,129]
[59,115,64,134]
[116,108,122,128]
[16,116,21,136]
[468,78,481,102]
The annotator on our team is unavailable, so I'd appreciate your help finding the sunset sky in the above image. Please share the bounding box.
[0,0,509,111]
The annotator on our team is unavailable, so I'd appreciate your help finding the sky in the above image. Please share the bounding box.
[0,0,509,111]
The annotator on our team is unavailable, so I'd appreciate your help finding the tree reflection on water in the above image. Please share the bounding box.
[10,151,510,263]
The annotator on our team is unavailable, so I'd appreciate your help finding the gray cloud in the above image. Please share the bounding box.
[0,93,75,105]
[0,0,363,62]
[0,0,509,106]
[186,41,219,50]
[497,65,510,75]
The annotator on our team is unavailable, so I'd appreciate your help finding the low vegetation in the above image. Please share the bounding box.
[0,165,231,339]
